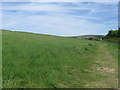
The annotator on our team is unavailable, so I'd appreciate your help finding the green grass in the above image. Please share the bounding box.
[104,37,120,43]
[2,30,118,88]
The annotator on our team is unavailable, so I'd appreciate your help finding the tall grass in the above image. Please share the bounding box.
[2,30,114,88]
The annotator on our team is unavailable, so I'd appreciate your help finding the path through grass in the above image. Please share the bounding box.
[84,42,118,88]
[2,30,118,88]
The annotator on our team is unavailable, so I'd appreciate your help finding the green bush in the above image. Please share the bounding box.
[106,29,119,38]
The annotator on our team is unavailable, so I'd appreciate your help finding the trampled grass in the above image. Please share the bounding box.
[2,30,118,88]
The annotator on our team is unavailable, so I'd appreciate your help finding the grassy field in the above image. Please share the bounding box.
[2,30,118,88]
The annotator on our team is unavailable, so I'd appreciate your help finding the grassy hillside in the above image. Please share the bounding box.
[71,35,105,41]
[2,30,118,88]
[104,37,120,43]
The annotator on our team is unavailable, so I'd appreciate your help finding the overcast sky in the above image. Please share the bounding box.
[1,1,118,36]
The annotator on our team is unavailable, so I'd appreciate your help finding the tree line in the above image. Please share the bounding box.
[106,28,120,38]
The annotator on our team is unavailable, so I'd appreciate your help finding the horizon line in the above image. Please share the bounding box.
[1,29,109,37]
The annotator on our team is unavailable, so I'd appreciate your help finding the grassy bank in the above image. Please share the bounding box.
[2,30,118,88]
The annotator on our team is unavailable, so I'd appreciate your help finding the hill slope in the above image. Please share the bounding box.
[2,30,118,88]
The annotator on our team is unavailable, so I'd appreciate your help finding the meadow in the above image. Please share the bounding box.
[2,30,118,88]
